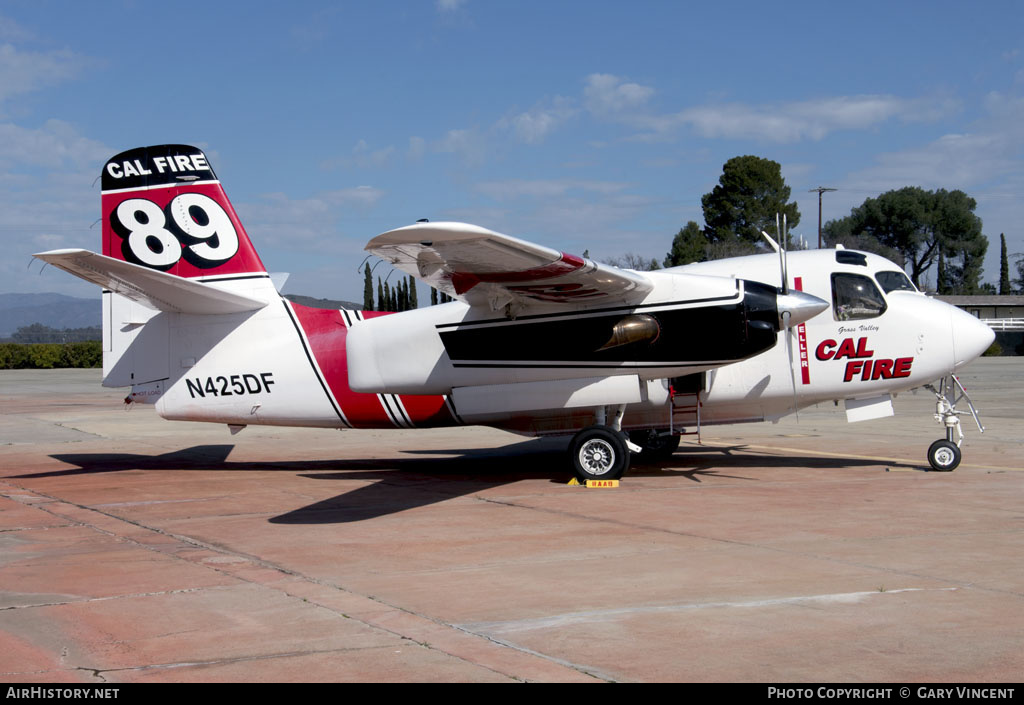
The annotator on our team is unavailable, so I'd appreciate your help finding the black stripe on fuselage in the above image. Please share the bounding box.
[437,280,780,366]
[434,289,742,331]
[450,362,717,369]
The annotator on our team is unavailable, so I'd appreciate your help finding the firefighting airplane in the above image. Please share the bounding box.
[35,145,994,481]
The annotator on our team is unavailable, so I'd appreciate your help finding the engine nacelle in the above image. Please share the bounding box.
[346,276,804,397]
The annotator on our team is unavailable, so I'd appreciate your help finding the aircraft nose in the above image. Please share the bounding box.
[950,306,995,368]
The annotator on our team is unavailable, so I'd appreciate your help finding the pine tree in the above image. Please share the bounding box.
[377,279,385,311]
[363,263,374,310]
[408,275,418,309]
[937,248,950,295]
[431,287,438,305]
[1000,234,1011,295]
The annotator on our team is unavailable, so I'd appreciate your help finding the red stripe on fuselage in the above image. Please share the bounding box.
[794,277,811,385]
[290,304,454,428]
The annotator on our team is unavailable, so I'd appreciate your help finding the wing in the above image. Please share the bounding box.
[366,222,653,311]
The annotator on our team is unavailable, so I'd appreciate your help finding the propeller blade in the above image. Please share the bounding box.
[783,311,800,419]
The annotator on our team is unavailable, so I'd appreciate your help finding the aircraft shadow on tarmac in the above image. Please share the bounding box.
[31,439,923,524]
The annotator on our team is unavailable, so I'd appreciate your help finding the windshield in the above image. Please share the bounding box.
[876,270,917,293]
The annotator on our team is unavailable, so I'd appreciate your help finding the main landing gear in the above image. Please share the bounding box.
[570,404,637,482]
[570,425,632,482]
[569,427,684,481]
[923,374,984,472]
[569,404,683,482]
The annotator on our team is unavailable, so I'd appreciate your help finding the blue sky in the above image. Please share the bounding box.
[3,0,1023,303]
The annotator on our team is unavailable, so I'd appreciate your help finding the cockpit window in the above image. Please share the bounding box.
[876,270,917,293]
[832,273,887,321]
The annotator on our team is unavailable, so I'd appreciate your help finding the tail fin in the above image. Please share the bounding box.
[32,145,272,391]
[101,145,266,279]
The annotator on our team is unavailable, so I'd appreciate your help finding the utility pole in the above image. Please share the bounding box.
[808,187,837,249]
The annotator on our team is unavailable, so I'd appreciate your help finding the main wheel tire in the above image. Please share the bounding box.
[629,429,681,462]
[571,426,630,482]
[927,439,961,471]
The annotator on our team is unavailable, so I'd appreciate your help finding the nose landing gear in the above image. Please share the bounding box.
[923,374,984,472]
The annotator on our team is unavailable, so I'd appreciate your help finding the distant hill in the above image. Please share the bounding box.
[0,292,367,340]
[0,293,100,338]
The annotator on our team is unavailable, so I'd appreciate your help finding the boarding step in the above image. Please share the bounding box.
[669,390,702,443]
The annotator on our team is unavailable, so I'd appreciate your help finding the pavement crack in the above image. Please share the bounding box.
[88,645,430,677]
[470,495,1024,600]
[1,586,214,611]
[74,667,108,683]
[447,622,618,682]
[2,481,585,681]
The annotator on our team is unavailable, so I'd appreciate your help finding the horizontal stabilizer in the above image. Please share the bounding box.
[33,249,268,314]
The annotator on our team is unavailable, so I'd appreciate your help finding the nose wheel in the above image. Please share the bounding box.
[927,439,961,472]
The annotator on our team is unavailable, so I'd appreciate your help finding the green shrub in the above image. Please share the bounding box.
[0,342,101,369]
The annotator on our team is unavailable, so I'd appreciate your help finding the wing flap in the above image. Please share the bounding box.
[367,222,652,309]
[33,249,268,314]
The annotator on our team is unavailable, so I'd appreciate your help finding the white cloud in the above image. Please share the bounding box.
[321,140,397,170]
[584,73,654,115]
[0,16,35,42]
[825,90,1024,284]
[0,119,108,170]
[476,179,627,200]
[408,135,426,161]
[437,206,512,229]
[0,43,89,109]
[499,97,577,144]
[326,185,385,208]
[0,122,109,237]
[236,186,384,254]
[841,93,1024,195]
[845,132,1012,193]
[436,0,467,12]
[0,120,112,297]
[525,194,662,256]
[640,94,958,143]
[434,127,487,167]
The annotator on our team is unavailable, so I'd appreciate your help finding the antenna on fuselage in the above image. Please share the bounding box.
[760,213,789,294]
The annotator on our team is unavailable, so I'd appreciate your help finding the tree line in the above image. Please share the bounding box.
[659,155,1002,296]
[0,341,101,369]
[0,324,101,369]
[4,323,102,344]
[362,264,453,312]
